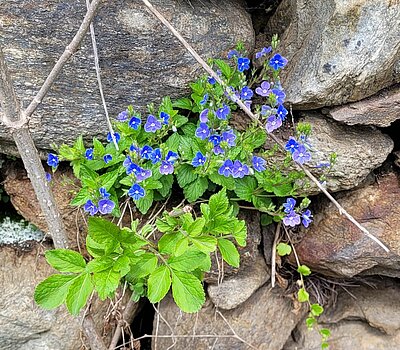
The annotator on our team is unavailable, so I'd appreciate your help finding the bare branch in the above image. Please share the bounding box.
[141,0,389,252]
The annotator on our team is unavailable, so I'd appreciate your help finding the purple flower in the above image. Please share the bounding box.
[103,154,113,164]
[85,148,94,160]
[150,148,162,164]
[265,116,282,133]
[271,89,286,105]
[255,81,271,97]
[199,109,209,123]
[292,145,311,165]
[283,210,301,227]
[192,152,207,167]
[123,156,132,168]
[227,49,239,59]
[277,104,288,121]
[302,209,313,228]
[160,112,169,125]
[128,184,145,200]
[216,104,230,120]
[285,138,299,154]
[222,130,236,147]
[240,86,253,100]
[213,145,225,155]
[232,160,249,178]
[269,54,288,70]
[99,187,111,198]
[140,145,153,159]
[283,198,296,214]
[165,151,179,164]
[45,172,52,182]
[209,134,221,146]
[255,46,272,59]
[208,76,216,85]
[195,123,210,140]
[218,159,234,177]
[238,57,250,72]
[107,132,120,144]
[144,115,162,133]
[129,116,141,130]
[159,161,174,175]
[200,94,209,105]
[47,153,59,168]
[117,110,128,121]
[84,200,98,216]
[98,199,115,215]
[136,168,152,182]
[252,156,266,172]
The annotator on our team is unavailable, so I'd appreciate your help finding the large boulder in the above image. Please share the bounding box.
[294,171,400,278]
[0,0,254,155]
[266,0,400,109]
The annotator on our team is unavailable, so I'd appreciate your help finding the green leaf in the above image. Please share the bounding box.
[34,274,76,309]
[234,177,257,202]
[158,232,184,254]
[147,265,171,303]
[214,59,232,78]
[208,173,235,190]
[310,303,324,317]
[184,177,208,202]
[156,218,175,233]
[45,249,86,273]
[306,316,316,329]
[130,253,158,278]
[319,328,331,338]
[93,137,105,156]
[187,217,205,237]
[171,271,205,313]
[86,257,114,273]
[93,267,121,300]
[276,243,292,256]
[70,187,91,206]
[99,168,120,190]
[260,214,273,226]
[66,273,94,315]
[191,236,217,254]
[158,174,174,197]
[217,238,240,268]
[165,133,181,152]
[113,255,131,277]
[231,219,247,247]
[175,237,189,257]
[135,190,153,214]
[321,342,329,349]
[168,250,209,272]
[297,264,311,276]
[173,97,193,110]
[176,164,198,188]
[79,165,98,188]
[209,189,229,217]
[297,288,309,303]
[73,135,85,153]
[88,217,121,245]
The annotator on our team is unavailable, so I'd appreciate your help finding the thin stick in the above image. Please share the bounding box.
[141,0,389,253]
[271,222,281,288]
[85,0,119,150]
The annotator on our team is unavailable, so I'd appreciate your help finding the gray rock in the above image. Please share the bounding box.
[0,0,254,154]
[267,0,400,109]
[327,84,400,127]
[207,254,270,310]
[0,244,108,350]
[153,283,306,350]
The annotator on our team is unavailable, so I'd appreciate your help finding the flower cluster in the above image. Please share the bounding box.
[83,188,115,216]
[285,137,312,165]
[282,197,312,228]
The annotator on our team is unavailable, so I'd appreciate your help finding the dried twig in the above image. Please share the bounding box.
[271,222,281,288]
[141,0,389,253]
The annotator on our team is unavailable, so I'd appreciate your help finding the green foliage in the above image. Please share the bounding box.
[276,242,292,256]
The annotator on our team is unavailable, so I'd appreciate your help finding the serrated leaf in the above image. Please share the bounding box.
[234,177,257,202]
[231,219,247,247]
[147,265,171,303]
[113,255,131,277]
[66,273,94,315]
[188,217,205,237]
[175,237,189,257]
[88,217,121,245]
[158,174,174,197]
[191,236,217,253]
[173,97,193,110]
[135,190,153,214]
[165,133,181,152]
[184,177,208,202]
[208,173,235,190]
[156,218,175,233]
[86,235,107,258]
[297,288,309,303]
[93,137,105,156]
[176,164,198,188]
[34,274,76,309]
[276,243,292,256]
[45,249,86,273]
[214,59,232,78]
[297,264,311,276]
[70,187,91,206]
[158,232,184,254]
[217,238,240,268]
[99,168,120,190]
[93,267,121,300]
[209,189,229,217]
[168,250,209,272]
[130,253,158,278]
[171,271,205,313]
[86,257,114,273]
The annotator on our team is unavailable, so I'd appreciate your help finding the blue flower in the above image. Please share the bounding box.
[237,57,250,72]
[159,161,174,175]
[85,148,94,160]
[209,134,221,146]
[99,187,111,198]
[200,94,209,105]
[107,132,120,144]
[292,145,311,165]
[47,153,59,168]
[123,156,132,168]
[240,86,253,100]
[283,210,301,227]
[45,172,52,182]
[277,104,288,121]
[117,110,128,121]
[271,89,286,105]
[269,54,288,70]
[192,152,207,167]
[255,46,272,59]
[208,76,216,85]
[232,160,249,178]
[256,81,271,97]
[261,105,272,116]
[252,156,266,172]
[165,151,179,164]
[195,123,210,140]
[222,129,236,147]
[150,148,162,164]
[126,162,140,176]
[283,198,296,214]
[213,145,225,155]
[129,116,141,130]
[140,145,153,159]
[103,154,112,164]
[160,112,170,125]
[199,109,209,123]
[144,115,162,133]
[227,49,239,59]
[128,184,145,200]
[265,116,282,133]
[302,209,313,228]
[136,168,152,182]
[84,200,98,216]
[130,144,140,153]
[216,104,230,120]
[218,159,234,177]
[98,199,115,215]
[285,138,299,154]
